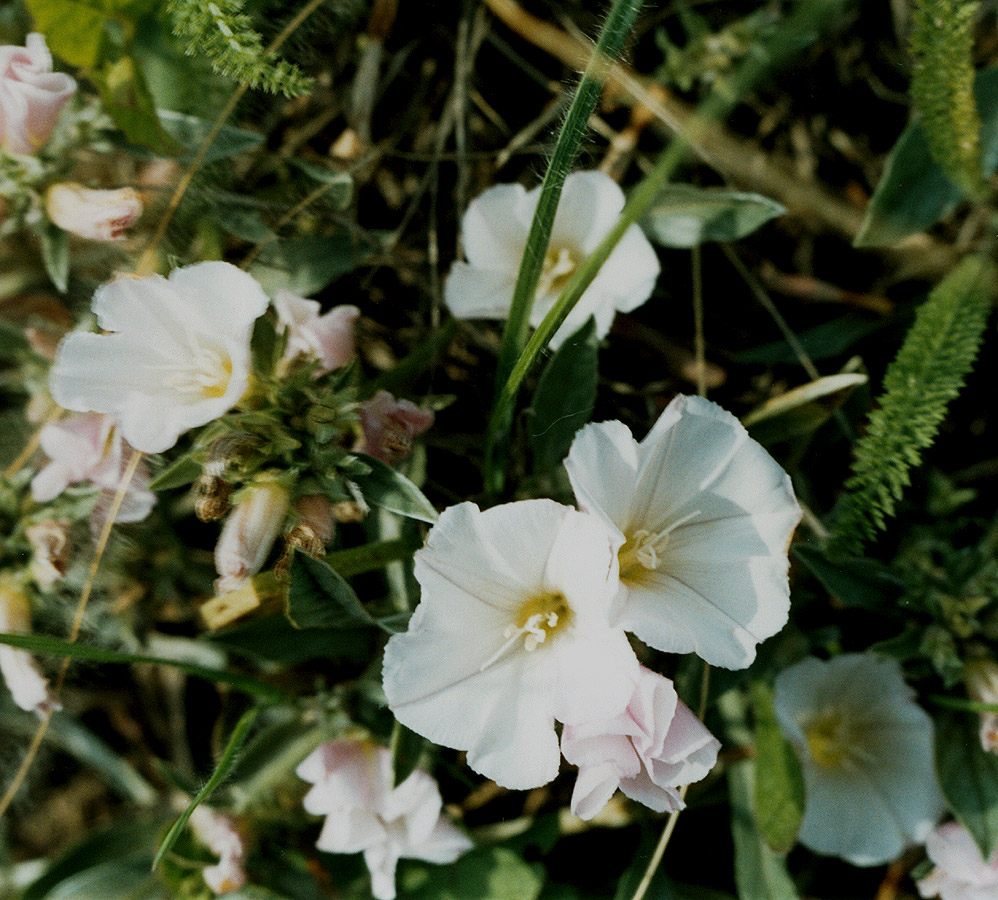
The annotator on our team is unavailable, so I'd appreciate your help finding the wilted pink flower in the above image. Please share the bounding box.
[189,806,248,895]
[356,391,434,464]
[214,480,290,594]
[273,290,359,376]
[561,666,720,820]
[45,183,143,241]
[31,412,155,524]
[297,739,472,900]
[965,660,998,754]
[293,494,336,548]
[0,33,76,154]
[918,820,998,900]
[0,573,59,716]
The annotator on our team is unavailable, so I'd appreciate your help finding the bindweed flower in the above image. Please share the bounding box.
[25,519,71,588]
[214,479,290,595]
[188,806,248,895]
[917,820,998,900]
[964,659,998,754]
[49,262,270,453]
[356,391,434,464]
[0,573,59,716]
[31,412,155,523]
[45,183,143,241]
[773,653,944,866]
[272,289,359,376]
[564,395,800,670]
[383,499,639,789]
[297,739,472,900]
[444,170,660,348]
[0,34,76,155]
[561,666,720,820]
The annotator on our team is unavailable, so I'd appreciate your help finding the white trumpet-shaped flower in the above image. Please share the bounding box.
[383,499,639,789]
[0,573,59,716]
[297,739,472,900]
[561,666,720,820]
[49,262,270,454]
[445,171,660,348]
[773,653,944,866]
[564,394,801,670]
[918,821,998,900]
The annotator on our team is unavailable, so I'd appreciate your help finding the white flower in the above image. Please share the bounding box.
[965,659,998,754]
[49,262,270,454]
[561,665,720,820]
[383,499,639,789]
[0,573,59,717]
[917,820,998,900]
[188,806,248,895]
[31,412,155,523]
[773,653,944,866]
[564,394,801,670]
[272,289,359,376]
[444,171,660,349]
[45,183,143,241]
[297,739,472,900]
[214,480,290,595]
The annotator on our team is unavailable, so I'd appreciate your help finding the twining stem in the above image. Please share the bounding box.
[483,0,645,495]
[0,449,144,821]
[136,0,328,275]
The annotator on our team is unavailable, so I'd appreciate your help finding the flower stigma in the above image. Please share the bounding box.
[803,707,873,771]
[536,247,579,300]
[616,510,700,583]
[167,344,233,399]
[478,591,572,671]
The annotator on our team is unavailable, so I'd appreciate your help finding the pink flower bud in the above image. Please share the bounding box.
[45,183,143,241]
[273,290,359,376]
[0,573,59,716]
[214,481,291,595]
[0,34,76,154]
[918,820,998,900]
[189,806,248,895]
[966,659,998,754]
[355,391,434,464]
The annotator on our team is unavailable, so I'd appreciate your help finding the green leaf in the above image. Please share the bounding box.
[249,232,381,296]
[736,316,886,365]
[742,373,867,446]
[40,222,69,293]
[642,186,786,248]
[750,683,805,854]
[792,544,903,611]
[0,319,30,358]
[351,454,438,524]
[399,847,542,900]
[289,159,354,209]
[153,706,260,871]
[728,759,799,900]
[530,317,599,473]
[390,720,425,788]
[936,711,998,858]
[287,552,380,631]
[325,538,420,578]
[147,453,201,490]
[856,67,998,247]
[25,0,108,67]
[210,614,378,665]
[157,109,265,163]
[0,631,284,702]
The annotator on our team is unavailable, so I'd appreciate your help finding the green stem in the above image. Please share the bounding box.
[484,0,645,495]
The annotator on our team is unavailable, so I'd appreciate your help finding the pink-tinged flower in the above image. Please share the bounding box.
[297,739,472,900]
[773,654,944,866]
[445,170,660,348]
[356,391,434,464]
[49,262,270,453]
[918,821,998,900]
[188,806,248,895]
[0,573,59,717]
[564,395,801,670]
[965,659,998,754]
[272,290,359,376]
[214,480,290,595]
[45,183,143,241]
[383,500,639,789]
[0,33,76,154]
[31,412,155,523]
[561,666,719,820]
[25,519,70,588]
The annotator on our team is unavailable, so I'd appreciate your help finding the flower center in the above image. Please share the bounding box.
[616,510,700,583]
[167,345,233,399]
[803,708,871,771]
[477,591,573,672]
[536,247,579,300]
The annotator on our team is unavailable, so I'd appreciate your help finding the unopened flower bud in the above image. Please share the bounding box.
[195,474,234,522]
[293,494,336,547]
[189,806,248,895]
[966,659,998,753]
[0,573,59,716]
[332,499,368,523]
[214,480,291,595]
[25,519,71,588]
[355,390,434,464]
[45,183,143,241]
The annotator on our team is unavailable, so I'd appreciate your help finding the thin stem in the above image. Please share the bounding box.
[3,406,63,480]
[136,0,328,274]
[691,244,706,397]
[484,0,646,495]
[0,449,143,821]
